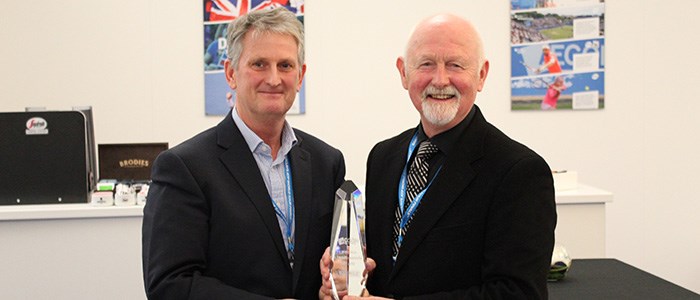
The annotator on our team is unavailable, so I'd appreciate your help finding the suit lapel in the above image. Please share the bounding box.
[390,108,489,278]
[370,132,414,278]
[216,116,291,268]
[287,134,312,292]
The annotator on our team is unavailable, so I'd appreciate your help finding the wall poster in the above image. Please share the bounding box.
[203,0,305,116]
[510,0,605,111]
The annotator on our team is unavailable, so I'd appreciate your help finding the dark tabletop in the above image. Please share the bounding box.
[548,259,699,299]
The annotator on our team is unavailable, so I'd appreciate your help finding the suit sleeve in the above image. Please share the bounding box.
[405,155,556,300]
[334,150,347,190]
[141,151,273,300]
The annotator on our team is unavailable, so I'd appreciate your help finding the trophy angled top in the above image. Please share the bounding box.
[329,180,368,299]
[336,180,359,200]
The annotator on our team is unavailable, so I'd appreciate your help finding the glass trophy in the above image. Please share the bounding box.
[329,180,367,299]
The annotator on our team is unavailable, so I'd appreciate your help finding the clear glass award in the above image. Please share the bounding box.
[329,180,367,299]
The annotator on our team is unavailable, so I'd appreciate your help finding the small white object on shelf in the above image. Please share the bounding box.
[136,184,149,205]
[90,191,114,206]
[114,183,136,206]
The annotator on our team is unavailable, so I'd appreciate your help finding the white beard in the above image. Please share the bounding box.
[422,99,459,126]
[420,85,460,126]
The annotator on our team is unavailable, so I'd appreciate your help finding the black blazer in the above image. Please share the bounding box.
[365,106,556,299]
[142,114,345,299]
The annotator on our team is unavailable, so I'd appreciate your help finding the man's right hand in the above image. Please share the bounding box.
[319,247,377,300]
[319,247,339,300]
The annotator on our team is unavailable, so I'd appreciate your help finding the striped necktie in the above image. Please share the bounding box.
[392,140,439,260]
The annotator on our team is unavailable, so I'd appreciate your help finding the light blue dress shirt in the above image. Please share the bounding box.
[232,108,297,263]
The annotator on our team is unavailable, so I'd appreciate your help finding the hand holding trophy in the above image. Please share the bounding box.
[329,180,368,299]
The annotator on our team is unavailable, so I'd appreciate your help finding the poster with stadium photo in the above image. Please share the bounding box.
[203,0,305,116]
[510,0,605,111]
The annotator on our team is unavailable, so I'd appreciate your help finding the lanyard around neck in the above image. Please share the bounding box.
[270,158,295,257]
[396,133,442,250]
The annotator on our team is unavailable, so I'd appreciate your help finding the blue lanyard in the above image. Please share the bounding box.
[270,158,295,258]
[396,134,442,252]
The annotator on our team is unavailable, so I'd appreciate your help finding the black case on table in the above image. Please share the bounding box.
[0,111,91,205]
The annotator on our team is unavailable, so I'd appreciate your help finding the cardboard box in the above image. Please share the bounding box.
[98,143,167,182]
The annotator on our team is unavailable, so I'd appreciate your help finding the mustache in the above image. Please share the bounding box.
[421,85,461,100]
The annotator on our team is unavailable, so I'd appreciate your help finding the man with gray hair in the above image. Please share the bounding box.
[321,13,556,300]
[143,7,346,299]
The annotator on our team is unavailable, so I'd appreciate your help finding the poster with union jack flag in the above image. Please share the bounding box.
[203,0,305,115]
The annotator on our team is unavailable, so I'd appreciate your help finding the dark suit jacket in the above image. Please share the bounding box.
[142,114,345,300]
[365,106,556,299]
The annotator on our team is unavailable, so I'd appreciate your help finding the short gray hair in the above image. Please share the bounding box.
[226,7,305,71]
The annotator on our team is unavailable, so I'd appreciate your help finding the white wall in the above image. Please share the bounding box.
[1,0,699,295]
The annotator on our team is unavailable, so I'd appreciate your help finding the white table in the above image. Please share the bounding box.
[0,204,146,299]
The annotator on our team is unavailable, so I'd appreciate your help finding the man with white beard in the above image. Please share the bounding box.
[320,13,557,300]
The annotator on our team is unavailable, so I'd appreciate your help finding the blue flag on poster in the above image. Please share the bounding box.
[203,0,305,116]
